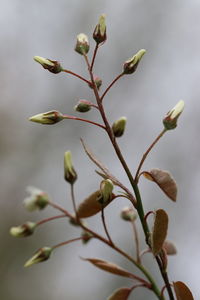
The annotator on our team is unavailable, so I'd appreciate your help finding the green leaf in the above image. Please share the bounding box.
[142,169,177,201]
[77,190,114,218]
[107,287,131,300]
[152,209,168,255]
[173,281,194,300]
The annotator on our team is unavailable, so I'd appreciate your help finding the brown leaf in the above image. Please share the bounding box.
[163,240,177,255]
[82,258,137,280]
[107,287,131,300]
[142,169,177,201]
[152,209,168,255]
[77,190,114,218]
[173,281,194,300]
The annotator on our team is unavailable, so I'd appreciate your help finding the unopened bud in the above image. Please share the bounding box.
[93,14,107,44]
[23,187,49,211]
[121,206,137,221]
[75,33,89,55]
[81,230,93,244]
[29,110,64,125]
[98,179,114,204]
[34,56,62,74]
[112,117,127,137]
[163,100,184,130]
[88,75,102,90]
[64,151,77,184]
[123,49,146,74]
[69,215,87,227]
[10,222,36,237]
[74,100,91,113]
[24,247,52,267]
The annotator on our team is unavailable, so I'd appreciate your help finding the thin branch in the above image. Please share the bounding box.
[63,114,106,130]
[135,129,167,181]
[91,44,99,71]
[62,69,91,85]
[52,237,83,250]
[101,206,114,246]
[132,221,141,264]
[100,73,124,101]
[36,214,67,226]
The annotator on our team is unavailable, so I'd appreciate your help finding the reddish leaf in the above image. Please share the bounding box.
[107,287,131,300]
[77,190,114,218]
[82,258,137,280]
[163,240,177,255]
[152,209,168,255]
[173,281,194,300]
[143,169,177,201]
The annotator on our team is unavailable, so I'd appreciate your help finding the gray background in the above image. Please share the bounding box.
[1,0,199,299]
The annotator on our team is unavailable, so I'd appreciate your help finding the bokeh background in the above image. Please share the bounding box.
[1,0,200,299]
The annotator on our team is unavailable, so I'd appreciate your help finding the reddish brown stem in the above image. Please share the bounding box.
[63,114,106,130]
[101,73,124,101]
[101,206,114,246]
[91,44,99,71]
[62,69,91,85]
[52,237,83,249]
[36,214,67,226]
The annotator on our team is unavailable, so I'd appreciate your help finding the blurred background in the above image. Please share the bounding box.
[1,0,200,299]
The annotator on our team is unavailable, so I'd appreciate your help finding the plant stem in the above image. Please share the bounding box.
[63,114,106,130]
[36,214,67,226]
[91,44,99,71]
[52,237,83,249]
[132,221,141,264]
[101,206,114,246]
[135,129,167,181]
[101,73,124,101]
[62,69,91,85]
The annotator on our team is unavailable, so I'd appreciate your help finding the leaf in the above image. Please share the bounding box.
[163,240,177,255]
[82,258,137,280]
[107,287,131,300]
[173,281,194,300]
[152,209,168,255]
[81,139,134,200]
[77,190,114,218]
[142,169,177,201]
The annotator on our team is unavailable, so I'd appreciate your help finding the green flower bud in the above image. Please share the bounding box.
[121,206,137,222]
[98,179,114,204]
[24,247,52,267]
[93,14,107,44]
[123,49,146,74]
[163,100,185,130]
[34,56,62,74]
[29,110,64,125]
[75,33,89,55]
[23,187,49,211]
[64,151,77,184]
[112,117,127,137]
[81,230,93,244]
[88,75,102,90]
[10,222,36,237]
[74,100,91,113]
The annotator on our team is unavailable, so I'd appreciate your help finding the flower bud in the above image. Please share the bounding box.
[93,14,107,44]
[24,247,52,267]
[29,110,64,125]
[10,222,36,237]
[34,56,62,74]
[75,33,89,55]
[81,230,93,244]
[74,100,91,113]
[64,151,77,184]
[112,117,127,137]
[98,179,114,204]
[123,49,146,74]
[121,206,137,222]
[23,187,49,211]
[69,215,87,227]
[88,75,102,90]
[163,100,184,130]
